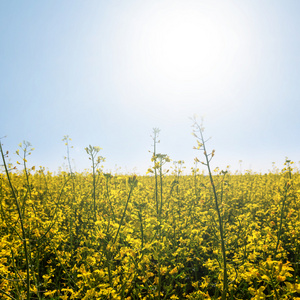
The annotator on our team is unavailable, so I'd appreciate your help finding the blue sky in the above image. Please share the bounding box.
[1,0,299,174]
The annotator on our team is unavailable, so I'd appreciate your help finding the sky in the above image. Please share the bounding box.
[1,0,300,175]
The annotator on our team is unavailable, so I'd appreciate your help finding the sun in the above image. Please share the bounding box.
[113,2,253,111]
[129,4,241,87]
[148,9,226,81]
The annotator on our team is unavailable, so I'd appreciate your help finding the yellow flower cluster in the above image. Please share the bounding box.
[0,160,300,299]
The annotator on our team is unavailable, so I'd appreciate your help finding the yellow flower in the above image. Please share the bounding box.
[44,289,57,297]
[276,275,286,282]
[261,275,270,281]
[170,266,178,275]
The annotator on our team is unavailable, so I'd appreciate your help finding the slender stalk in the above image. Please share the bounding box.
[113,179,136,244]
[275,163,291,256]
[85,145,104,222]
[107,176,137,290]
[138,209,144,249]
[92,157,96,221]
[275,166,291,256]
[275,189,287,256]
[0,289,17,300]
[159,163,163,221]
[63,135,73,175]
[0,143,31,300]
[192,120,228,299]
[152,128,160,216]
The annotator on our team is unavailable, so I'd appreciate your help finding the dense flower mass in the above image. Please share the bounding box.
[1,141,300,299]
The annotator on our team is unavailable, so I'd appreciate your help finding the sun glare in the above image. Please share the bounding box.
[129,3,251,88]
[114,2,254,111]
[147,10,226,81]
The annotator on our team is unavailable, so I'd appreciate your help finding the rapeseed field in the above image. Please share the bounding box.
[1,127,300,299]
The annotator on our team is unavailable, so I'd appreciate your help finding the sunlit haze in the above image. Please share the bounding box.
[1,0,300,174]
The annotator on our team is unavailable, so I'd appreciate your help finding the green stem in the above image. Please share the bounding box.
[113,184,134,245]
[0,143,31,300]
[92,159,96,222]
[275,185,288,256]
[196,123,228,299]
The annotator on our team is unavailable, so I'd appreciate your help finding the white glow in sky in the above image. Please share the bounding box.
[1,0,300,174]
[131,3,250,85]
[108,1,257,112]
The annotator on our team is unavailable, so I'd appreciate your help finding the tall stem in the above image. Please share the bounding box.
[194,122,228,299]
[92,158,96,222]
[0,143,31,300]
